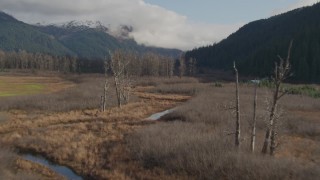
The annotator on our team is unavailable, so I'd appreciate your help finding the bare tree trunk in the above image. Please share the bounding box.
[179,54,186,78]
[269,83,281,155]
[100,96,104,111]
[110,50,134,108]
[262,40,293,155]
[262,83,279,154]
[102,77,108,111]
[169,58,174,78]
[270,122,277,155]
[251,81,258,152]
[101,60,109,112]
[166,58,170,78]
[114,76,122,108]
[233,61,241,147]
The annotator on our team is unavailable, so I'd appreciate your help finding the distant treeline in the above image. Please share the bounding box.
[0,50,185,77]
[0,50,78,73]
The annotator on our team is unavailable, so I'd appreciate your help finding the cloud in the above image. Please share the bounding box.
[272,0,319,15]
[0,0,241,50]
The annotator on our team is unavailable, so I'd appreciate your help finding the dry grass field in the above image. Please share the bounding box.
[0,75,74,97]
[0,74,319,179]
[129,83,320,180]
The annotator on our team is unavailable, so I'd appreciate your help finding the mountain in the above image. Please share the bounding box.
[39,22,182,58]
[0,12,74,56]
[186,3,320,82]
[37,23,131,58]
[0,12,182,58]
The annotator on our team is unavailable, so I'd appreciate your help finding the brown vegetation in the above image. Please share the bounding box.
[0,74,115,112]
[129,83,320,179]
[0,73,319,179]
[0,149,48,179]
[0,74,192,179]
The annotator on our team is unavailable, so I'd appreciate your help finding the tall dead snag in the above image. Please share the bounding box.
[233,61,241,147]
[188,57,197,76]
[110,50,133,108]
[261,40,293,155]
[169,59,174,78]
[251,80,258,152]
[101,59,109,112]
[166,57,174,78]
[179,54,186,78]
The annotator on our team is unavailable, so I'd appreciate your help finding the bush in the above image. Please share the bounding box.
[210,82,223,87]
[285,85,320,98]
[149,83,200,96]
[258,79,274,88]
[135,77,199,87]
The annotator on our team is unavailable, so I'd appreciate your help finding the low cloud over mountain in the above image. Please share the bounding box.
[0,0,241,50]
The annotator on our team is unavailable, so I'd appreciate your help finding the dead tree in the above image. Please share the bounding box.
[165,57,174,78]
[233,61,241,147]
[179,54,186,78]
[119,72,133,104]
[101,59,110,112]
[261,40,293,155]
[188,57,197,76]
[110,50,133,108]
[251,80,258,152]
[0,50,5,70]
[168,58,174,78]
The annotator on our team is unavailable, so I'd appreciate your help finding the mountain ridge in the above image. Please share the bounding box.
[0,12,182,58]
[186,2,320,82]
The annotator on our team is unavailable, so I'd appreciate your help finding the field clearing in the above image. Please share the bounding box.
[0,76,74,97]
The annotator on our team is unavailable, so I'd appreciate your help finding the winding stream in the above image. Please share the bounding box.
[22,108,174,179]
[23,154,82,180]
[146,108,174,120]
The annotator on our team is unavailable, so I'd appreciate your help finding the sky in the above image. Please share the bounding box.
[0,0,319,50]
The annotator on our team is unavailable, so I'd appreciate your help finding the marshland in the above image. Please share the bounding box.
[1,1,320,180]
[0,69,319,179]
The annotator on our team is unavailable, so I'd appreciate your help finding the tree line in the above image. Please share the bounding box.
[0,50,77,73]
[0,50,193,77]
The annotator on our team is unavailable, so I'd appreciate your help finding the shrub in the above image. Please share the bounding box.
[285,85,320,98]
[210,82,223,87]
[149,83,200,96]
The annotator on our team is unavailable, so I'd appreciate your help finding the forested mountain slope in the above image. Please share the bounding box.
[186,3,320,82]
[0,12,181,59]
[0,12,74,56]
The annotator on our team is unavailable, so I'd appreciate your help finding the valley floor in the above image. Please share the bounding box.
[0,74,319,179]
[0,74,191,179]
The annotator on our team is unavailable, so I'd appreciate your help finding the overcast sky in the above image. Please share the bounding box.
[0,0,319,50]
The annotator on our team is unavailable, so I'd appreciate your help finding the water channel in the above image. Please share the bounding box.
[22,108,174,179]
[23,154,82,180]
